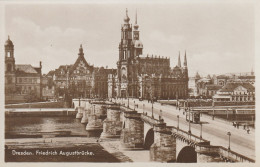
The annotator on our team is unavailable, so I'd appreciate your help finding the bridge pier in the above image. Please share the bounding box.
[100,106,122,139]
[120,108,144,150]
[76,106,84,119]
[85,102,107,136]
[150,125,176,162]
[81,100,92,123]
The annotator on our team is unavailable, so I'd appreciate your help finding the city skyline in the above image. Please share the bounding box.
[4,3,255,76]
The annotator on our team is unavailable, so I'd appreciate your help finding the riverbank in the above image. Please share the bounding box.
[5,137,118,162]
[5,137,149,162]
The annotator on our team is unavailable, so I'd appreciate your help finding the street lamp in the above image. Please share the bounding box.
[134,101,136,111]
[177,115,179,130]
[200,123,203,139]
[152,99,154,118]
[212,99,215,120]
[159,109,162,120]
[188,102,191,134]
[93,105,96,115]
[227,132,231,150]
[127,94,129,108]
[143,104,145,114]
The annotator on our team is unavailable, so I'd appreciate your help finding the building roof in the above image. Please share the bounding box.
[5,36,14,46]
[216,75,229,79]
[206,84,222,91]
[219,82,255,92]
[15,64,38,74]
[54,65,73,76]
[238,75,255,79]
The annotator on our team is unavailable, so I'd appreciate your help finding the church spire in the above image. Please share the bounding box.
[184,50,187,67]
[134,9,139,30]
[178,51,181,67]
[124,8,130,23]
[135,10,137,25]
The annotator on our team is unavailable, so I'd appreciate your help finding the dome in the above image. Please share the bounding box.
[124,8,130,23]
[134,24,139,30]
[134,40,143,48]
[5,36,13,46]
[124,15,130,23]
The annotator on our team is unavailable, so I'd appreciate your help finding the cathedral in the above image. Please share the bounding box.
[109,9,189,100]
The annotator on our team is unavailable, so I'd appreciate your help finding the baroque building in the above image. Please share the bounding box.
[5,36,42,103]
[110,9,189,100]
[49,45,116,99]
[50,45,94,98]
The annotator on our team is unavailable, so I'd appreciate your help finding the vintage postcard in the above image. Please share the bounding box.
[0,0,259,166]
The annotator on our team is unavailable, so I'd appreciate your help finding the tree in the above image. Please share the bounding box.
[25,90,40,103]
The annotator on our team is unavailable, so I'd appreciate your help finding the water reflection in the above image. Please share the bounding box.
[5,116,89,138]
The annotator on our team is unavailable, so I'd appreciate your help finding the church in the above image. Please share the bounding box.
[109,9,189,100]
[5,36,42,103]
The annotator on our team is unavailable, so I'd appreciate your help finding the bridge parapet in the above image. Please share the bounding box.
[169,126,254,163]
[171,126,210,145]
[141,114,165,127]
[218,146,255,163]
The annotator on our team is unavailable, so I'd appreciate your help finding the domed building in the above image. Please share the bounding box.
[5,36,42,104]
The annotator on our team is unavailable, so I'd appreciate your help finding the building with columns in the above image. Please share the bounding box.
[109,9,189,100]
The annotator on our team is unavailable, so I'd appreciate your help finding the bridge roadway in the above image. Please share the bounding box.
[115,98,255,160]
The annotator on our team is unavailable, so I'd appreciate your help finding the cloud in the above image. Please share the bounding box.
[8,17,101,73]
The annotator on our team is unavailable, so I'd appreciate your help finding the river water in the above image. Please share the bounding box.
[5,116,120,162]
[5,116,89,138]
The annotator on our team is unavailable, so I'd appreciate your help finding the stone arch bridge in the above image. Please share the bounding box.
[72,99,254,163]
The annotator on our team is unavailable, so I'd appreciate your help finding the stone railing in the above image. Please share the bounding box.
[141,114,165,126]
[195,145,255,163]
[170,126,210,145]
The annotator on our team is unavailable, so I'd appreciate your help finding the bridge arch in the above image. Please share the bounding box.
[177,146,197,163]
[144,128,154,149]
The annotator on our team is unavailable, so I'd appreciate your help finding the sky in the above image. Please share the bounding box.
[4,2,255,77]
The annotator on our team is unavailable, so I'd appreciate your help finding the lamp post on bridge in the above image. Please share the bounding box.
[188,101,191,134]
[212,99,215,120]
[143,104,145,114]
[177,115,179,130]
[200,123,203,139]
[151,100,154,118]
[159,109,162,120]
[93,105,96,115]
[227,132,231,150]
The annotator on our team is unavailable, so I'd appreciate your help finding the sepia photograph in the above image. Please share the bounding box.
[0,0,258,165]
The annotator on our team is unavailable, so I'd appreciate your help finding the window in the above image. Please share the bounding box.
[7,52,11,57]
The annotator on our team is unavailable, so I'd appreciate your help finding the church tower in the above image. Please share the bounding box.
[117,9,135,97]
[5,36,16,93]
[133,10,143,57]
[183,50,189,98]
